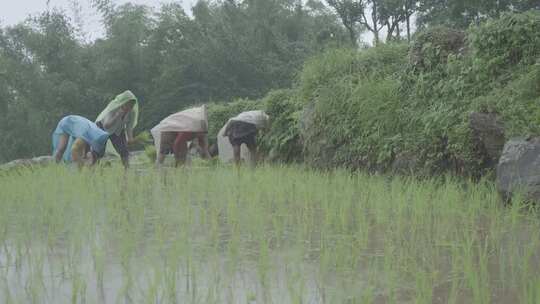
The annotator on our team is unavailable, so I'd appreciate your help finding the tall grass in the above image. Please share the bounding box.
[0,165,538,303]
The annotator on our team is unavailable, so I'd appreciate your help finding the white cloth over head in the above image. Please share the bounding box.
[229,110,269,129]
[218,110,269,163]
[151,105,208,154]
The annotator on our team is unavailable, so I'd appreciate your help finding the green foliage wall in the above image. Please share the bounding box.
[298,11,540,174]
[258,90,303,162]
[299,44,408,169]
[400,11,540,175]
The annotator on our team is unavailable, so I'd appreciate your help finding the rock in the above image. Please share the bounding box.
[32,156,54,165]
[469,112,506,174]
[0,159,31,171]
[0,156,54,171]
[496,137,540,203]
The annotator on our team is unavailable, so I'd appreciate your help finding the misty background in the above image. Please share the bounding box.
[2,0,197,40]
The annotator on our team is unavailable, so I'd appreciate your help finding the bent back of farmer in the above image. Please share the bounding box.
[151,105,211,167]
[52,115,109,167]
[220,110,269,166]
[96,90,139,168]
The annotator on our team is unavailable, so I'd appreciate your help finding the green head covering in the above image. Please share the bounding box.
[96,90,139,131]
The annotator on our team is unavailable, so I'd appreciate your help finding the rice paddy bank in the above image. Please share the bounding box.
[0,165,539,303]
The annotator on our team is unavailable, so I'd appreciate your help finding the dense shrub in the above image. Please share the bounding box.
[469,11,540,71]
[477,63,540,137]
[298,46,407,103]
[399,11,540,175]
[299,44,408,169]
[258,90,303,162]
[203,11,540,176]
[408,26,466,71]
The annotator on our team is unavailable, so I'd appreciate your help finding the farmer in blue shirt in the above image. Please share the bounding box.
[52,115,109,166]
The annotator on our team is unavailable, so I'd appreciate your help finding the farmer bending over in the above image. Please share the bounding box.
[151,105,211,167]
[96,90,139,169]
[52,115,109,167]
[221,110,269,166]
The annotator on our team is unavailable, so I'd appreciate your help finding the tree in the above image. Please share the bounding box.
[326,0,419,45]
[378,0,417,42]
[0,10,88,160]
[96,4,153,93]
[416,0,539,29]
[142,0,346,128]
[325,0,364,46]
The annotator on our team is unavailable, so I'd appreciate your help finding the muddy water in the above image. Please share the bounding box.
[0,242,372,304]
[2,165,539,303]
[0,213,537,304]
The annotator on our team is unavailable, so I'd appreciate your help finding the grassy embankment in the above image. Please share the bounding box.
[205,11,540,176]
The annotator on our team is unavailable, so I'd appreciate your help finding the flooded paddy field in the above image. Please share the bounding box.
[0,165,539,303]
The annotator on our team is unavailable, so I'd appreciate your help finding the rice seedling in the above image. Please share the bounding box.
[0,164,538,303]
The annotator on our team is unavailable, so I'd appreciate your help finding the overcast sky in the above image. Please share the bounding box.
[1,0,197,39]
[1,0,407,44]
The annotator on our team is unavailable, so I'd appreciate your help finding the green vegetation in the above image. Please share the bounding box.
[207,11,540,176]
[299,44,407,170]
[0,165,539,303]
[0,0,347,162]
[2,3,540,304]
[2,1,539,168]
[310,12,540,174]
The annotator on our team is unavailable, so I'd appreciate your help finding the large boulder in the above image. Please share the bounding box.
[469,112,506,174]
[497,137,540,203]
